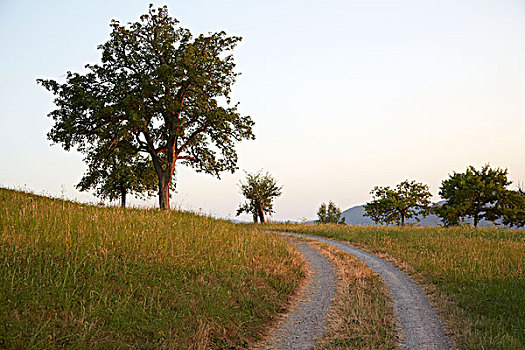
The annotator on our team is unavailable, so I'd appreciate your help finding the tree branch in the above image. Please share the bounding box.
[178,155,197,161]
[176,121,210,154]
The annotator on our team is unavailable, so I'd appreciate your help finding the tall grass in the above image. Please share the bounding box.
[0,188,304,349]
[267,223,525,350]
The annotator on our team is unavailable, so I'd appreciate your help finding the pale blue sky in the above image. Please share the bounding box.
[1,0,524,221]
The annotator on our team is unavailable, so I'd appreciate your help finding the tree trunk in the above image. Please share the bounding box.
[120,187,127,208]
[158,173,171,210]
[473,214,479,227]
[258,203,265,223]
[253,212,258,223]
[401,213,405,226]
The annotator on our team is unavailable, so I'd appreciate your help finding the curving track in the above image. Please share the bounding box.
[280,232,453,350]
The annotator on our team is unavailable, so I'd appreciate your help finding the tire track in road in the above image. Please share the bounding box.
[258,240,336,350]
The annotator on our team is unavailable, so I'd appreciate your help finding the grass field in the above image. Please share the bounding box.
[267,223,525,350]
[0,188,304,349]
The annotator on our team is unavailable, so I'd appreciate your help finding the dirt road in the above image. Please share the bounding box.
[279,232,452,350]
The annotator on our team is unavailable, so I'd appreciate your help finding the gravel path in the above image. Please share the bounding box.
[261,240,336,350]
[280,232,452,350]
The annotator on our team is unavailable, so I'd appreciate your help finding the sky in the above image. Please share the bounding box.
[1,0,524,222]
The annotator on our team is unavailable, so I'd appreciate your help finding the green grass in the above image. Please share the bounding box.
[0,188,304,349]
[266,223,525,350]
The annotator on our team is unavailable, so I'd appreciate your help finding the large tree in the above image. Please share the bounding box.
[316,201,345,224]
[364,180,432,226]
[38,5,254,210]
[434,164,513,227]
[236,171,282,223]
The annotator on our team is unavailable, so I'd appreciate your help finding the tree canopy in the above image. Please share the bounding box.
[38,5,254,210]
[236,171,282,223]
[435,164,519,227]
[316,201,345,224]
[364,180,432,226]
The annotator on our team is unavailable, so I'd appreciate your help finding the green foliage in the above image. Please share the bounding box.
[0,188,303,348]
[236,171,282,223]
[316,200,345,224]
[435,164,516,227]
[76,136,158,207]
[364,180,432,226]
[501,188,525,228]
[38,5,254,210]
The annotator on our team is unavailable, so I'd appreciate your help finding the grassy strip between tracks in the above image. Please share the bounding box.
[266,223,525,350]
[311,241,397,349]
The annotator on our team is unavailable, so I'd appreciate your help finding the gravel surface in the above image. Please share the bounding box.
[262,240,336,350]
[281,232,453,350]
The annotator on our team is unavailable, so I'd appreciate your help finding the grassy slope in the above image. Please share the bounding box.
[267,223,525,350]
[0,188,304,349]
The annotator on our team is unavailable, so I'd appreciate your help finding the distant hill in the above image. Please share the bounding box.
[340,202,497,227]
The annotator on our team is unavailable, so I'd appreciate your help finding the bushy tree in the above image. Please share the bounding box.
[38,5,254,210]
[236,171,282,223]
[317,201,345,224]
[435,164,512,227]
[76,136,158,207]
[364,180,432,226]
[501,188,525,228]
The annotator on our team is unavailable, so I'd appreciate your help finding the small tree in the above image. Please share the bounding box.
[38,5,254,210]
[435,164,512,227]
[364,180,432,226]
[317,201,345,224]
[236,171,282,223]
[76,136,158,207]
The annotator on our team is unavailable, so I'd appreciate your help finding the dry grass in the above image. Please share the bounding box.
[311,242,397,349]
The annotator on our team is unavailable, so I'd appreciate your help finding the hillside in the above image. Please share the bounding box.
[0,188,304,349]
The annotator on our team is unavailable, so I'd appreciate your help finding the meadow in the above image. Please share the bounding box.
[266,223,525,350]
[0,188,304,349]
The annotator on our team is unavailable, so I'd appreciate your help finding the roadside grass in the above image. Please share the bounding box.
[312,241,397,350]
[266,223,525,350]
[0,188,304,349]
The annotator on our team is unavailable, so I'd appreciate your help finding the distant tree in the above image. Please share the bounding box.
[500,188,525,228]
[236,171,282,223]
[317,201,345,224]
[364,180,432,226]
[498,182,525,228]
[76,136,158,207]
[38,5,254,210]
[435,164,513,227]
